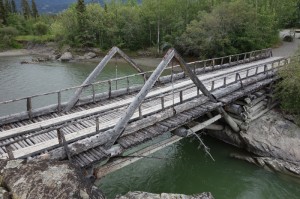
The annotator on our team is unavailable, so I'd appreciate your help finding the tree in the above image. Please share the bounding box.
[21,0,31,19]
[4,0,11,13]
[31,0,38,18]
[11,0,17,13]
[176,1,278,58]
[0,0,6,25]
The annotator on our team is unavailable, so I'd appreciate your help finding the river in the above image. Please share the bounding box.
[0,55,300,199]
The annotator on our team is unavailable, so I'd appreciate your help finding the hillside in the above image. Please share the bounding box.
[15,0,101,13]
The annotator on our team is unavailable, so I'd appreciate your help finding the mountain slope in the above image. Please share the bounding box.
[15,0,102,13]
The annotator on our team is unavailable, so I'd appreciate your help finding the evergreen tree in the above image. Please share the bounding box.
[76,0,86,32]
[4,0,11,13]
[31,0,38,18]
[0,0,6,24]
[11,0,17,13]
[21,0,31,19]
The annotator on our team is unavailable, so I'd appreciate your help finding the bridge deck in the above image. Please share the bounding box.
[0,51,286,169]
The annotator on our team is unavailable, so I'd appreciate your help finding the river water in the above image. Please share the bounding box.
[0,55,299,199]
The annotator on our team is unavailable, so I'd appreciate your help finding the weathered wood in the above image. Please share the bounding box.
[64,47,145,112]
[27,98,32,120]
[57,92,62,112]
[105,49,176,148]
[95,114,222,178]
[64,47,119,112]
[174,50,240,132]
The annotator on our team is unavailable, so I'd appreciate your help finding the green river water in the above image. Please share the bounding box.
[0,55,299,199]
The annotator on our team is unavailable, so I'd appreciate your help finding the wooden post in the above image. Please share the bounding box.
[92,85,96,103]
[221,57,224,66]
[5,145,14,160]
[139,105,142,119]
[115,79,118,90]
[246,69,249,77]
[264,65,267,74]
[211,81,215,91]
[193,64,196,74]
[143,74,147,84]
[108,80,112,98]
[27,97,32,120]
[161,97,165,110]
[96,117,99,132]
[255,66,259,75]
[57,129,71,161]
[180,91,183,103]
[126,77,130,93]
[57,92,62,113]
[223,77,227,87]
[229,56,232,66]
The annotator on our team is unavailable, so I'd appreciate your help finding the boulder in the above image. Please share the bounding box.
[59,52,73,62]
[208,110,300,177]
[0,159,104,199]
[84,52,97,59]
[115,191,214,199]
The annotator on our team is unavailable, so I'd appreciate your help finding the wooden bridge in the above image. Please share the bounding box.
[0,47,290,177]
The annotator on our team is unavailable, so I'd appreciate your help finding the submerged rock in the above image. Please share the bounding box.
[116,191,214,199]
[209,110,300,177]
[0,159,104,199]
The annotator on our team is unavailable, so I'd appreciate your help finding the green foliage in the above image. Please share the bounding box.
[276,57,300,115]
[0,26,19,48]
[176,0,279,58]
[33,21,48,35]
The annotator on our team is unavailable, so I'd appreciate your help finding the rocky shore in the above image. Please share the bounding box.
[116,192,214,199]
[0,159,104,199]
[208,109,300,177]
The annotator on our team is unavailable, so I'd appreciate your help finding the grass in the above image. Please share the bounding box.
[15,35,55,43]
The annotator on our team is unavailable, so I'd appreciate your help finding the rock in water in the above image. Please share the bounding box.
[84,52,97,59]
[115,191,214,199]
[59,52,73,62]
[0,160,104,199]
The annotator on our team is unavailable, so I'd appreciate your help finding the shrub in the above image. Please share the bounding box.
[0,26,19,48]
[276,56,300,116]
[33,22,49,35]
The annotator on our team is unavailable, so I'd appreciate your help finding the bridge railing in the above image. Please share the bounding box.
[0,48,272,125]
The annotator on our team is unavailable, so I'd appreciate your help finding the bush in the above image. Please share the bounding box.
[33,22,49,35]
[0,26,19,49]
[276,56,300,116]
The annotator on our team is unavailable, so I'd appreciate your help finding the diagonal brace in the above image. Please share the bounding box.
[64,47,145,112]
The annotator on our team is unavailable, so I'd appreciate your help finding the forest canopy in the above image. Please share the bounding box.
[0,0,300,57]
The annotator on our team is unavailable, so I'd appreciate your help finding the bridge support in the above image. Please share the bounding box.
[104,48,240,149]
[63,47,145,112]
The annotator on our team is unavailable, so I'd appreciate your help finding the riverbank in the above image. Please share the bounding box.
[209,109,300,178]
[0,44,162,68]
